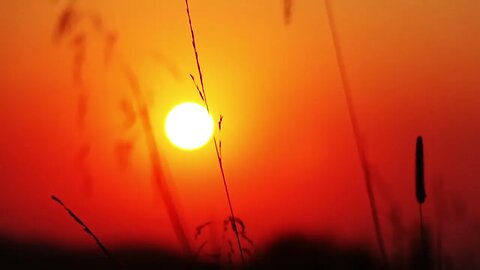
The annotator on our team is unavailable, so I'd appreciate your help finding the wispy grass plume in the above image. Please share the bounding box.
[53,0,118,195]
[184,0,245,265]
[323,0,387,264]
[53,0,78,42]
[53,0,191,255]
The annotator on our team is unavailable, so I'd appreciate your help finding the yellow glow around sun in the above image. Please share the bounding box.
[165,102,214,150]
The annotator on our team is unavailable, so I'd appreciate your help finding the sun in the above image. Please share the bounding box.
[165,102,214,150]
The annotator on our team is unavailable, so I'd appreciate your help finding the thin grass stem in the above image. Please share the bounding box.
[419,203,425,249]
[184,0,245,265]
[123,66,192,256]
[324,0,387,264]
[51,195,115,264]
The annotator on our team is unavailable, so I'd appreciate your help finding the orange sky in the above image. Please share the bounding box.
[1,0,479,263]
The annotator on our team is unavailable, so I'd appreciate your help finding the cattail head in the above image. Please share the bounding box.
[416,136,426,204]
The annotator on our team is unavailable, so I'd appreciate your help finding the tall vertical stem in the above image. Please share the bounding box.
[124,67,192,256]
[214,137,245,265]
[184,0,245,265]
[324,0,387,264]
[419,203,425,248]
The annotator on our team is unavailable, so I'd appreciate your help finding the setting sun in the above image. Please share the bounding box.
[165,102,214,150]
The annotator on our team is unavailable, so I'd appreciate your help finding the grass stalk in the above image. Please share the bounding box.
[123,67,192,256]
[50,195,115,264]
[184,0,245,265]
[323,0,387,264]
[54,0,192,256]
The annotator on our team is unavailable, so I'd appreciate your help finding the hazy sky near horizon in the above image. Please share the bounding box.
[0,0,479,263]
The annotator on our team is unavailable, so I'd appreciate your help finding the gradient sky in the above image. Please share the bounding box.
[1,0,479,263]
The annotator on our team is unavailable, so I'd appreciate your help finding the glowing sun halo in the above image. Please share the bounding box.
[165,102,214,150]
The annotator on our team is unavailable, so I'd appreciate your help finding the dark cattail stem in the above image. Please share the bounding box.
[419,203,425,247]
[437,224,442,270]
[434,178,444,270]
[324,0,387,265]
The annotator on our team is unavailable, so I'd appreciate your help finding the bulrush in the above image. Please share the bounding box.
[416,136,426,204]
[415,136,428,266]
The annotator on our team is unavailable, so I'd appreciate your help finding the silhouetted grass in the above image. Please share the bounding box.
[53,0,192,255]
[50,195,115,265]
[43,2,480,270]
[184,0,246,265]
[123,66,192,256]
[323,0,387,264]
[0,231,452,270]
[53,0,117,196]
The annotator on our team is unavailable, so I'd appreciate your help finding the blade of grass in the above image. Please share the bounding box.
[123,66,192,256]
[50,195,114,262]
[184,0,245,265]
[53,0,192,258]
[324,0,387,264]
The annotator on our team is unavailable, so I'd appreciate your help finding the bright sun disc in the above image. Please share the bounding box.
[165,102,214,150]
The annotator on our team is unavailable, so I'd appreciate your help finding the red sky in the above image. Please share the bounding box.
[0,0,479,263]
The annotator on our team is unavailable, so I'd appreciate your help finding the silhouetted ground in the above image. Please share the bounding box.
[248,234,381,270]
[0,233,440,270]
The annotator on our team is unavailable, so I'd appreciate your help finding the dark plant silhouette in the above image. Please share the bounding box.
[53,0,118,196]
[50,195,115,264]
[416,137,426,205]
[184,0,246,265]
[323,0,387,264]
[415,136,428,267]
[52,0,192,255]
[122,66,192,256]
